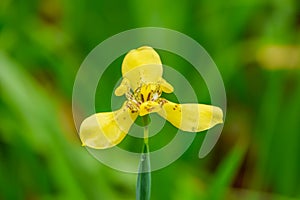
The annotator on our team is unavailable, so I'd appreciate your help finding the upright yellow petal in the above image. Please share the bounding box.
[157,99,223,132]
[121,46,164,91]
[160,78,174,93]
[115,78,130,96]
[79,102,138,149]
[122,46,162,75]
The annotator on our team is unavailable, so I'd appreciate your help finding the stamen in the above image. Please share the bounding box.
[147,93,151,101]
[141,94,145,102]
[124,83,163,112]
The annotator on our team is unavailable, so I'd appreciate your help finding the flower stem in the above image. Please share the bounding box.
[143,115,149,145]
[136,115,151,200]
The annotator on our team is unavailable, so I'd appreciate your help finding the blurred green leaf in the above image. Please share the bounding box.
[206,143,246,200]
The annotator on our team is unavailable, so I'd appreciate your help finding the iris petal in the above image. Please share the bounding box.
[157,99,223,132]
[79,102,138,149]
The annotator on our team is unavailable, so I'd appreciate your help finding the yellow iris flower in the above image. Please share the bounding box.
[80,46,223,149]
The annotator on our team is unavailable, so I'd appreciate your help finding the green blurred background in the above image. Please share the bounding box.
[1,0,300,199]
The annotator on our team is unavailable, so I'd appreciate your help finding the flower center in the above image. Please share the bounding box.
[125,83,162,114]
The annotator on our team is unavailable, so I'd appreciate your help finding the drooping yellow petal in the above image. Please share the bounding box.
[157,99,223,132]
[79,102,138,149]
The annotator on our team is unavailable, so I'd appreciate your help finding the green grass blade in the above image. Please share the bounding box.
[206,143,246,200]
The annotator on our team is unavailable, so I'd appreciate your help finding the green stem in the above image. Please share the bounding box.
[143,115,149,145]
[136,115,151,200]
